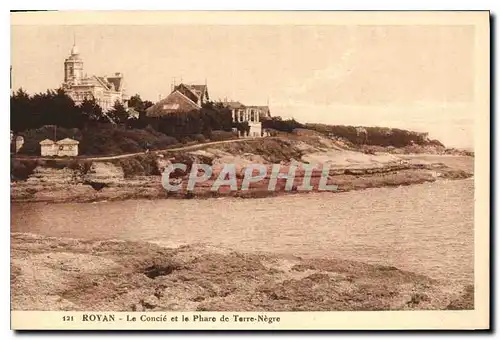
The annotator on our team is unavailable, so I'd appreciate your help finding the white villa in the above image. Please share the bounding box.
[223,101,270,138]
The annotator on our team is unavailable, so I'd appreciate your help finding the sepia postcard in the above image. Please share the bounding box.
[10,10,490,330]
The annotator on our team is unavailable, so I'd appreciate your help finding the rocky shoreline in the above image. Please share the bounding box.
[10,136,474,204]
[10,162,472,204]
[10,136,475,311]
[11,233,474,311]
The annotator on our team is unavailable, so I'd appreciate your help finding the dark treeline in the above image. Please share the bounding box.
[11,88,88,132]
[261,116,441,148]
[148,102,235,141]
[11,87,440,156]
[305,123,444,148]
[262,116,304,133]
[10,88,153,132]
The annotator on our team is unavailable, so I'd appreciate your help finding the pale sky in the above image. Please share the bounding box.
[11,23,475,147]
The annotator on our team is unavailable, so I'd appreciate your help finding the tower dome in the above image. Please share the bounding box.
[70,43,79,55]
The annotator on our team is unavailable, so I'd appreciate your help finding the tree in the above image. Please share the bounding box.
[233,121,250,136]
[126,94,154,129]
[35,88,84,129]
[262,116,303,133]
[108,100,128,124]
[79,97,104,122]
[11,87,86,132]
[10,88,32,132]
[151,104,233,140]
[128,94,154,113]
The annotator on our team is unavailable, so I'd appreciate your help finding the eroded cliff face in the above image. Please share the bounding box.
[10,136,473,203]
[85,162,125,184]
[12,162,139,203]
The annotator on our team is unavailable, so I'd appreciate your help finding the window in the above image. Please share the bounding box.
[163,104,180,110]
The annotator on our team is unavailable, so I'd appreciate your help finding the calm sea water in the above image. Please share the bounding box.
[11,179,474,284]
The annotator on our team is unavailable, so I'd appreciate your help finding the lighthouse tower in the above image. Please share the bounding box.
[64,42,84,85]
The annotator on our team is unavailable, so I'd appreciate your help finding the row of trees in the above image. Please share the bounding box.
[10,88,139,132]
[304,123,442,148]
[262,116,303,133]
[149,102,234,140]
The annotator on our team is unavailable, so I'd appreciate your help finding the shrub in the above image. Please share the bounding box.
[210,130,236,142]
[305,123,445,148]
[80,160,93,174]
[179,136,192,144]
[193,134,206,143]
[77,127,178,156]
[118,158,145,178]
[66,159,81,170]
[66,159,93,174]
[262,117,303,133]
[134,154,161,176]
[171,153,194,165]
[11,159,39,181]
[42,159,68,169]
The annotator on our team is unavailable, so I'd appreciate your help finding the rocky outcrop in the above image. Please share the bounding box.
[10,136,474,203]
[84,162,125,185]
[26,166,79,185]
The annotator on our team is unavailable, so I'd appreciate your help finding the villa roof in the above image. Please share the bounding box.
[39,139,55,145]
[249,105,270,111]
[222,101,245,109]
[94,76,110,90]
[174,83,208,103]
[146,90,201,117]
[189,84,207,97]
[56,138,79,145]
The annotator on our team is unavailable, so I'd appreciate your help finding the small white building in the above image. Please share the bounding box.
[222,101,264,138]
[39,138,79,157]
[40,139,57,156]
[56,138,79,157]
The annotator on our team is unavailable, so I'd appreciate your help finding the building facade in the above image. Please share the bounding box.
[40,138,79,157]
[62,43,128,111]
[40,139,57,156]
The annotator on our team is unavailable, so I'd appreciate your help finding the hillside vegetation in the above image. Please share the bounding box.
[12,88,453,160]
[16,125,180,156]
